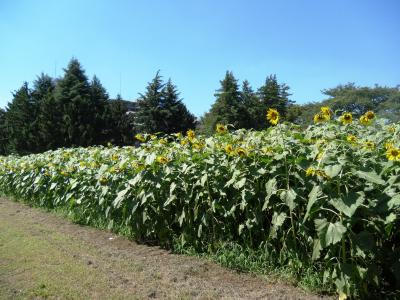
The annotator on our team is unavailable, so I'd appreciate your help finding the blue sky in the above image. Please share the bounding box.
[0,0,399,116]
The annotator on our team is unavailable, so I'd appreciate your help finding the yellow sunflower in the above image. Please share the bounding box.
[266,108,280,125]
[340,112,353,125]
[314,113,329,123]
[135,134,146,142]
[365,111,375,120]
[320,106,332,118]
[186,129,196,140]
[216,123,228,134]
[385,141,394,150]
[359,115,371,126]
[346,135,357,143]
[386,147,400,161]
[225,144,234,154]
[236,147,247,157]
[364,141,375,150]
[156,156,168,164]
[306,167,316,176]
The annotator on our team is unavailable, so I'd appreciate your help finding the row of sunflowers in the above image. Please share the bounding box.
[0,108,399,298]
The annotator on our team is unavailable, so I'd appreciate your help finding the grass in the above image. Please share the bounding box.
[50,199,334,296]
[1,195,334,298]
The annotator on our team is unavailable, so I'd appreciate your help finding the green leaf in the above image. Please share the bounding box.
[324,164,342,178]
[178,209,185,226]
[113,187,130,208]
[388,194,400,210]
[280,188,297,212]
[238,224,245,235]
[315,218,347,248]
[304,185,321,222]
[329,192,365,218]
[270,212,286,238]
[355,170,385,185]
[312,238,322,260]
[200,173,208,187]
[234,177,246,189]
[262,178,277,211]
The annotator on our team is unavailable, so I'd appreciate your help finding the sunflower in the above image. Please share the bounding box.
[385,141,394,150]
[135,134,146,142]
[266,108,280,125]
[346,135,357,143]
[236,147,247,157]
[365,111,375,120]
[225,144,234,154]
[186,129,196,140]
[216,123,228,134]
[314,113,329,123]
[320,106,332,118]
[193,142,204,150]
[156,156,168,164]
[99,177,108,185]
[364,141,375,150]
[386,147,400,161]
[306,167,316,176]
[340,112,353,125]
[159,138,168,145]
[359,115,371,126]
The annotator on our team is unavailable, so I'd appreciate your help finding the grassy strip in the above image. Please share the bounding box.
[6,194,334,296]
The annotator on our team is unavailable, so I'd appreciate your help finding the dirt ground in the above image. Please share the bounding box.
[0,198,331,299]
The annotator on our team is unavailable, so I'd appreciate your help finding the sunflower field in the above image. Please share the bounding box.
[0,108,399,298]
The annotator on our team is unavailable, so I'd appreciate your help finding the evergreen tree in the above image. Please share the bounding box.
[0,108,7,155]
[200,71,242,134]
[4,83,37,154]
[89,75,109,144]
[257,75,292,127]
[240,80,261,129]
[55,58,97,147]
[160,79,196,133]
[133,71,165,133]
[105,94,134,145]
[32,73,60,151]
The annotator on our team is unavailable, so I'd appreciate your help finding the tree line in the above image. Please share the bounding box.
[0,58,399,155]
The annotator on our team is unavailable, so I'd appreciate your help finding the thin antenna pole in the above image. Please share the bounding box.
[54,61,57,78]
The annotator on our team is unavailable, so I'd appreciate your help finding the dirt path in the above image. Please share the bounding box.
[0,198,329,300]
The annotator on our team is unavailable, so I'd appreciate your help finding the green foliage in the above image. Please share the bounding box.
[33,73,61,151]
[1,114,399,298]
[292,84,400,126]
[104,95,135,145]
[4,82,37,154]
[257,74,293,128]
[134,72,196,134]
[200,71,243,134]
[55,59,107,147]
[0,108,7,155]
[200,73,293,133]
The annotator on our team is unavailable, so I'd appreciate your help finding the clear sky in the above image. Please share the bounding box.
[0,0,399,117]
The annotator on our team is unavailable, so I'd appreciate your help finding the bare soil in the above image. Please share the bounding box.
[0,198,330,299]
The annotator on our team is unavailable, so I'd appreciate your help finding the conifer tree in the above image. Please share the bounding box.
[105,94,134,145]
[257,74,292,127]
[55,58,96,147]
[4,83,36,154]
[89,75,109,144]
[0,108,7,155]
[32,73,60,151]
[240,80,261,129]
[133,71,165,133]
[200,71,243,134]
[160,79,196,133]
